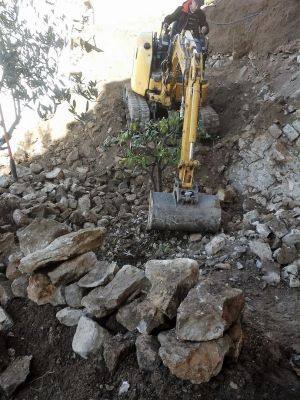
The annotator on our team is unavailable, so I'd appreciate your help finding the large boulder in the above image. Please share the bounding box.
[48,252,98,286]
[145,258,199,319]
[176,281,245,342]
[81,265,146,318]
[19,227,106,274]
[158,329,232,384]
[16,219,70,256]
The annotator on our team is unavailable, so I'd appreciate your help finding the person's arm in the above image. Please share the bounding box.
[163,6,182,26]
[197,9,209,34]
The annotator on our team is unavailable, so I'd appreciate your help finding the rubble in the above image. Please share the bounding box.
[56,307,84,326]
[0,307,13,333]
[103,332,135,372]
[78,261,119,288]
[205,235,226,256]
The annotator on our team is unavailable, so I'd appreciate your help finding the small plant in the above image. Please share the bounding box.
[105,112,181,192]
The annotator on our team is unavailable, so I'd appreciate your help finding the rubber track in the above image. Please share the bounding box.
[124,85,150,125]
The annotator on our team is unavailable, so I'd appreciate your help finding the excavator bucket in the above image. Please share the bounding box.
[147,191,221,233]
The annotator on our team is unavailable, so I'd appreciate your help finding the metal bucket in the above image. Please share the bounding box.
[147,191,221,233]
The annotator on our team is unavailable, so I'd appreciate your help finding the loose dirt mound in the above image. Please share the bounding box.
[206,0,300,57]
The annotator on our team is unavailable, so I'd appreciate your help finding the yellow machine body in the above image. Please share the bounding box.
[131,32,153,97]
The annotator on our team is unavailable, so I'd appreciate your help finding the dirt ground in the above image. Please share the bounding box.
[1,0,300,399]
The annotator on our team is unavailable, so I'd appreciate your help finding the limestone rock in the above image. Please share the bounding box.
[30,162,43,174]
[0,233,16,262]
[103,332,135,372]
[78,261,119,288]
[11,275,28,298]
[158,329,232,384]
[72,316,110,359]
[217,186,236,203]
[12,209,30,226]
[145,258,199,319]
[205,235,226,256]
[261,261,281,286]
[116,297,166,334]
[273,246,297,265]
[78,195,91,211]
[283,124,299,141]
[136,335,161,372]
[267,218,288,239]
[282,229,300,246]
[0,356,32,397]
[27,274,57,305]
[45,167,64,180]
[249,240,272,261]
[0,281,13,306]
[6,253,22,281]
[176,281,245,342]
[17,219,70,256]
[0,307,13,333]
[65,283,84,308]
[56,307,84,326]
[268,124,282,139]
[81,265,146,318]
[19,227,106,274]
[48,252,98,286]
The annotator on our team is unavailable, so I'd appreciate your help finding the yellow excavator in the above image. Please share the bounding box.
[125,29,221,232]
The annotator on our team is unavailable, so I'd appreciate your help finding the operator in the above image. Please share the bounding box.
[162,0,209,49]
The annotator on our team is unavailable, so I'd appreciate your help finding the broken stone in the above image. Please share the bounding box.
[268,124,282,139]
[0,307,13,333]
[0,281,13,306]
[72,316,111,359]
[0,176,11,188]
[12,209,30,226]
[249,240,272,261]
[281,264,300,288]
[254,223,271,238]
[205,235,226,256]
[0,356,32,397]
[261,261,281,286]
[283,124,299,141]
[282,229,300,246]
[48,252,98,286]
[158,329,232,384]
[217,186,236,203]
[81,265,145,318]
[116,297,166,334]
[227,318,243,361]
[145,258,199,319]
[56,307,84,326]
[78,261,119,288]
[103,332,135,372]
[189,233,202,243]
[19,227,106,274]
[30,162,43,174]
[292,119,300,133]
[9,183,27,195]
[45,167,64,180]
[0,233,16,262]
[17,219,70,256]
[6,253,22,281]
[136,335,161,372]
[66,148,79,165]
[78,194,91,211]
[273,245,297,265]
[11,275,28,298]
[65,283,84,308]
[267,218,288,239]
[176,281,245,342]
[27,274,57,305]
[243,210,259,225]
